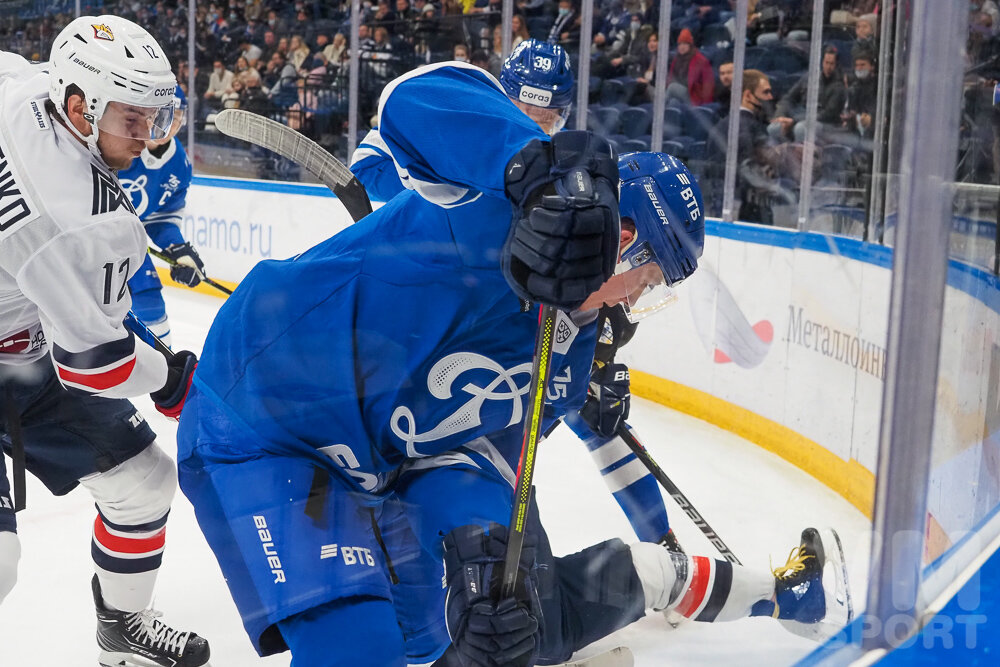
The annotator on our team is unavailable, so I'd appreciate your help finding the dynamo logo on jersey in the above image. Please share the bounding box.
[390,352,533,457]
[119,174,150,216]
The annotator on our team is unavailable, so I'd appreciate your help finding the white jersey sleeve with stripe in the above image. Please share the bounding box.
[0,66,168,396]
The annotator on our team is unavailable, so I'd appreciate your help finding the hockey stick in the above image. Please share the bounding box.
[124,310,173,358]
[500,304,558,599]
[212,108,373,222]
[147,246,234,295]
[615,425,742,565]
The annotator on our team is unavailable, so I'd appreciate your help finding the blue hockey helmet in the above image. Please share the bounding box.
[615,152,705,321]
[500,39,575,132]
[174,84,188,112]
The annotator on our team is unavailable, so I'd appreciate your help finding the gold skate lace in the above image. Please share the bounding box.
[771,545,814,579]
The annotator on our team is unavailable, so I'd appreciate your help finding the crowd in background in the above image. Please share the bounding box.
[2,0,999,226]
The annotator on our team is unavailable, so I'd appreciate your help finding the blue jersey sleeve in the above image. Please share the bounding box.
[377,64,548,206]
[350,128,406,203]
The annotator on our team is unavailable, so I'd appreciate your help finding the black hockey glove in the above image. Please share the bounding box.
[443,523,540,667]
[161,242,205,287]
[579,361,630,439]
[503,131,620,311]
[149,350,197,421]
[593,304,639,366]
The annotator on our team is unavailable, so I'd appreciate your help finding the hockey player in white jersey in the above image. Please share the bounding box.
[118,85,207,347]
[0,16,207,667]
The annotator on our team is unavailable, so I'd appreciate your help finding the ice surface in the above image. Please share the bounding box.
[0,289,870,666]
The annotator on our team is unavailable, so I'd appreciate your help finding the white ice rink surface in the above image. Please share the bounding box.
[0,289,872,667]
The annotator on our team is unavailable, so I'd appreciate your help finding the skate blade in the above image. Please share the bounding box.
[100,650,212,667]
[780,527,854,642]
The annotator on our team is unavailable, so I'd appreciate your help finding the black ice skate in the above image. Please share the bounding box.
[772,527,853,641]
[93,575,211,667]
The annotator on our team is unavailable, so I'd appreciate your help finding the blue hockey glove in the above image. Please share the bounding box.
[579,361,630,438]
[443,523,540,667]
[149,350,197,420]
[503,131,620,311]
[160,242,205,287]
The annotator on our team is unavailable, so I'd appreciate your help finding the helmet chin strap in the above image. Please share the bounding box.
[54,104,110,167]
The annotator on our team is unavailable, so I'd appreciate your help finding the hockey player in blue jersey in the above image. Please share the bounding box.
[353,39,677,549]
[176,62,852,667]
[118,85,207,347]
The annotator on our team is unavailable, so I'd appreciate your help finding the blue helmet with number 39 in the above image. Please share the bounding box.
[500,39,575,132]
[615,152,705,321]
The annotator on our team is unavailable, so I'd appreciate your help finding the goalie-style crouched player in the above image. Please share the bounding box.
[174,62,852,667]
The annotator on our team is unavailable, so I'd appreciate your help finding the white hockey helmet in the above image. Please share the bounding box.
[48,16,177,150]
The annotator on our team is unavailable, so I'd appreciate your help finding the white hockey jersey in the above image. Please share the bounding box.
[0,58,167,397]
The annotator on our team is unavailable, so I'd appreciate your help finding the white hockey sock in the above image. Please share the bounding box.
[146,317,172,349]
[630,542,774,621]
[0,531,20,604]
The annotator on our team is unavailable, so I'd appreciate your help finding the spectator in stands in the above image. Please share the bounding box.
[666,28,715,106]
[289,34,312,70]
[516,0,546,19]
[471,48,491,70]
[234,55,261,84]
[238,69,270,114]
[626,31,659,104]
[397,0,419,22]
[972,1,1000,36]
[221,75,243,109]
[265,8,288,35]
[843,47,877,140]
[511,13,531,48]
[829,0,879,26]
[324,32,348,65]
[367,25,396,84]
[487,23,504,76]
[373,0,397,29]
[261,29,278,58]
[593,12,650,79]
[276,35,291,59]
[593,0,631,55]
[203,59,234,113]
[713,69,779,225]
[237,40,263,69]
[852,13,877,56]
[770,45,847,143]
[715,60,734,116]
[548,0,580,46]
[453,43,470,62]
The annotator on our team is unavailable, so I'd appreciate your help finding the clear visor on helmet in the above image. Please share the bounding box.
[614,254,679,323]
[97,101,175,141]
[518,101,572,136]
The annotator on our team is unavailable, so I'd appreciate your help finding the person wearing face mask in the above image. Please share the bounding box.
[711,69,779,224]
[844,48,877,139]
[547,0,580,45]
[592,12,649,79]
[202,59,234,113]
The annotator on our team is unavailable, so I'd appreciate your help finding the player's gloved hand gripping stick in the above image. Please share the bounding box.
[147,246,233,295]
[123,311,196,420]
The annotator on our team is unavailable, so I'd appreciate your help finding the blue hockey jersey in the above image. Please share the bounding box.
[117,137,191,247]
[179,64,598,500]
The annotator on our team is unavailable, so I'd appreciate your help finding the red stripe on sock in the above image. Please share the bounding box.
[58,357,136,391]
[93,516,166,555]
[675,556,712,618]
